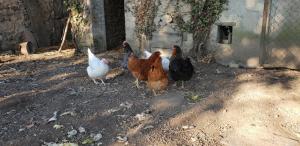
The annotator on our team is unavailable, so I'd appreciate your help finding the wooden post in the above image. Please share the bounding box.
[58,14,71,52]
[260,0,271,65]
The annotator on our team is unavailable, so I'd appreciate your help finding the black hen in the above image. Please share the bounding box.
[121,41,133,69]
[169,45,194,87]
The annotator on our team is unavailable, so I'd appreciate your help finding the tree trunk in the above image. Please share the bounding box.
[190,0,211,58]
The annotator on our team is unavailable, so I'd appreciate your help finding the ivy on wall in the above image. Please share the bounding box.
[63,0,89,25]
[62,0,91,48]
[175,0,228,56]
[133,0,159,44]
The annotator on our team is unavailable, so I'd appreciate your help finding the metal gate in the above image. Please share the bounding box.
[264,0,300,69]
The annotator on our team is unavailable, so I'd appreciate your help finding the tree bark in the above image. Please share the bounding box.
[190,0,210,58]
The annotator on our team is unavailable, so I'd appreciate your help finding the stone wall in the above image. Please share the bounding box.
[0,0,66,53]
[207,0,299,69]
[125,0,193,55]
[1,0,125,54]
[23,0,66,47]
[0,0,29,52]
[207,0,265,68]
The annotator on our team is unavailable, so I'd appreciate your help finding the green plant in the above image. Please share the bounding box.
[133,0,159,46]
[174,0,228,56]
[63,0,83,14]
[184,92,203,102]
[63,0,89,42]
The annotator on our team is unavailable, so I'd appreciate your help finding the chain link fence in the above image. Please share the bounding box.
[265,0,300,68]
[267,0,300,48]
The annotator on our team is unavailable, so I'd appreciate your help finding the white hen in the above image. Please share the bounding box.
[87,48,109,85]
[144,50,170,71]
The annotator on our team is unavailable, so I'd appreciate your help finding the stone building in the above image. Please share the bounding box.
[0,0,125,53]
[1,0,299,69]
[207,0,300,69]
[124,0,193,55]
[0,0,66,53]
[125,0,299,69]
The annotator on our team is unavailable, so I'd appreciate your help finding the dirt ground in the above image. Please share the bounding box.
[0,48,299,146]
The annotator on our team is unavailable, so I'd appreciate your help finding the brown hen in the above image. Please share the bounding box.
[147,56,168,96]
[127,50,161,88]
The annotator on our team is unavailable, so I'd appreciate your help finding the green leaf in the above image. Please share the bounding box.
[82,138,94,145]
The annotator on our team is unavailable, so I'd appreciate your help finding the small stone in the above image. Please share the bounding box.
[135,113,147,121]
[182,125,196,130]
[78,126,86,133]
[120,102,133,109]
[53,124,64,129]
[143,125,154,130]
[116,136,128,143]
[191,137,197,142]
[19,128,25,132]
[67,129,77,138]
[91,133,102,141]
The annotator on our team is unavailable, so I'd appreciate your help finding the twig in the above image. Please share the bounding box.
[58,14,71,52]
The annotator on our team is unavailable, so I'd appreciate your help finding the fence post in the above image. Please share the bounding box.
[260,0,271,66]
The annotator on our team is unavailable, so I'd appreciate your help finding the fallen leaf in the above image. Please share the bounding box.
[48,111,58,123]
[60,111,76,117]
[26,123,35,129]
[53,124,64,130]
[82,138,94,145]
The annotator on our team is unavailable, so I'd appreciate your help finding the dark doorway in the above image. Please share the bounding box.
[104,0,126,50]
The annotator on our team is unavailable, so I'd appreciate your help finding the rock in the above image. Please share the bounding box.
[229,62,240,68]
[143,125,154,130]
[182,125,196,130]
[78,126,86,133]
[53,125,64,130]
[91,133,102,141]
[116,136,128,143]
[120,102,133,109]
[67,130,78,138]
[135,113,148,121]
[191,137,198,142]
[19,128,25,132]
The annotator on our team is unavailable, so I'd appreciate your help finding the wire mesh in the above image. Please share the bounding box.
[267,0,300,48]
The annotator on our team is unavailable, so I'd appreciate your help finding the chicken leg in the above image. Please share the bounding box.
[92,79,100,85]
[100,79,106,85]
[133,78,141,88]
[152,89,157,96]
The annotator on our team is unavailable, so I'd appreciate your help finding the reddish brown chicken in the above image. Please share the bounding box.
[123,41,161,88]
[147,56,168,95]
